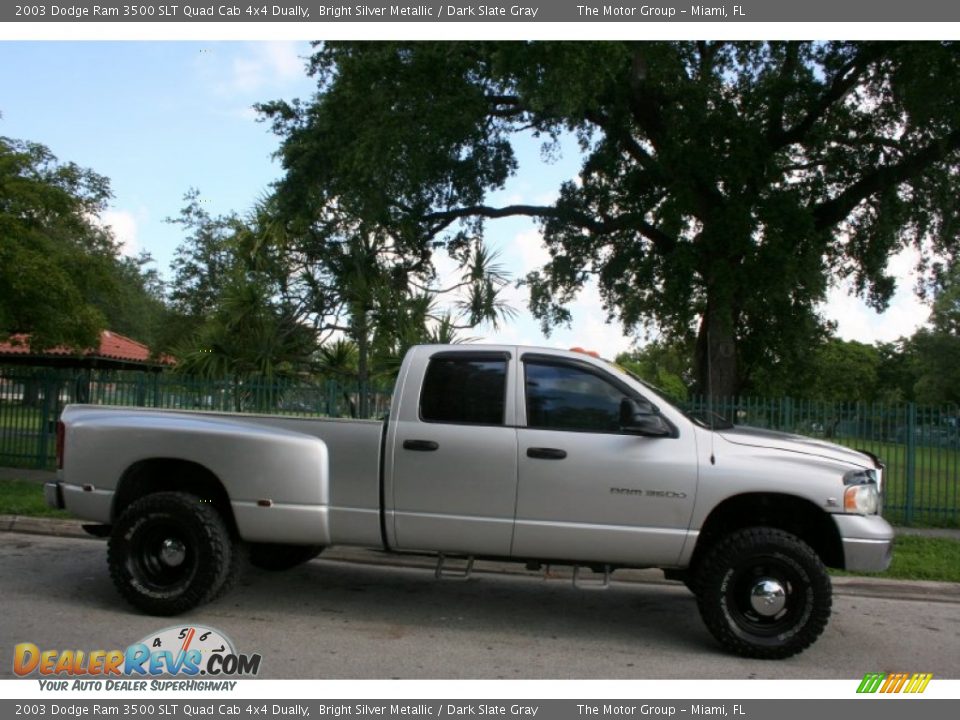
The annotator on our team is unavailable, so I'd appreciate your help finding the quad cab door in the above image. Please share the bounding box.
[385,349,519,556]
[512,354,699,566]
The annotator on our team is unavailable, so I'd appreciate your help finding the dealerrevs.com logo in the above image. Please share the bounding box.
[13,625,261,690]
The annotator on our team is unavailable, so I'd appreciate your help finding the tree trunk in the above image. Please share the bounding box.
[354,313,370,420]
[694,299,738,400]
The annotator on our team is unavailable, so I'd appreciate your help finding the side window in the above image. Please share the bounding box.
[525,361,627,433]
[420,357,507,425]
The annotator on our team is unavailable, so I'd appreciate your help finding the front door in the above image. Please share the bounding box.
[512,356,698,566]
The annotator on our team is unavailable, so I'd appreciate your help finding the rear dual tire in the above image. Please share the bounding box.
[108,491,240,616]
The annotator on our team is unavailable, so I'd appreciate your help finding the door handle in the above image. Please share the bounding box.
[526,447,567,460]
[403,439,439,452]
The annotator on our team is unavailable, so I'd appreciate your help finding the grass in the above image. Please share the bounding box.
[0,402,45,430]
[837,534,960,584]
[0,476,957,583]
[0,478,70,518]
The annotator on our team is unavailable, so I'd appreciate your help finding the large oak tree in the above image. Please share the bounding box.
[261,42,960,396]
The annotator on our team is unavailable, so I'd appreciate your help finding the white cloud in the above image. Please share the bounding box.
[512,227,551,269]
[823,247,930,344]
[466,226,635,358]
[95,209,140,257]
[226,42,306,96]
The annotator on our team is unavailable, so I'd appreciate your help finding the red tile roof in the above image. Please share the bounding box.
[0,330,175,366]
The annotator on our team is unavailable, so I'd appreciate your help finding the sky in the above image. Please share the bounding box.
[0,40,933,357]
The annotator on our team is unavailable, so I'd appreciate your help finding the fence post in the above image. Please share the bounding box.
[36,371,55,470]
[904,402,917,526]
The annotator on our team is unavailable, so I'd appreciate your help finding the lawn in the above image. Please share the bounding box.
[0,402,45,430]
[868,534,960,583]
[0,479,70,518]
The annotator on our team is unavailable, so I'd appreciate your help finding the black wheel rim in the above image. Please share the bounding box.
[725,553,808,638]
[129,518,197,593]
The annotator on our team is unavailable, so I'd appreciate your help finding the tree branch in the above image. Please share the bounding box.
[813,128,960,230]
[773,43,895,149]
[765,42,799,144]
[422,203,676,254]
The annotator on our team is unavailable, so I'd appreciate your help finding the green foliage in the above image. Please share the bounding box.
[807,339,883,403]
[0,479,71,518]
[880,258,960,405]
[175,273,314,382]
[168,193,315,383]
[0,136,117,349]
[261,42,960,397]
[615,341,693,402]
[96,252,171,353]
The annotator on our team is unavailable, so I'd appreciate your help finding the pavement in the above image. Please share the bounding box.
[3,465,959,604]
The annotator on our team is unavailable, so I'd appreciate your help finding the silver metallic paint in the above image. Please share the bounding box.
[55,344,894,573]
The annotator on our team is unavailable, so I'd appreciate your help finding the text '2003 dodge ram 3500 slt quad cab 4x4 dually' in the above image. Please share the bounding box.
[46,344,893,659]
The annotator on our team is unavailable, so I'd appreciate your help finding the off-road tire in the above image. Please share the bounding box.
[108,491,236,616]
[248,543,323,572]
[695,527,832,659]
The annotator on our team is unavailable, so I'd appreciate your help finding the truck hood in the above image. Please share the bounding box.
[717,425,874,469]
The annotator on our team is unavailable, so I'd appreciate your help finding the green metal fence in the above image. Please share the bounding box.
[0,365,391,469]
[1,365,957,527]
[684,396,960,527]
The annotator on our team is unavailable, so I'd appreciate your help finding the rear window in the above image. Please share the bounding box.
[420,357,507,425]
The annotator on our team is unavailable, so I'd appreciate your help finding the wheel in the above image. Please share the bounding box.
[695,527,832,659]
[248,543,323,571]
[108,491,238,616]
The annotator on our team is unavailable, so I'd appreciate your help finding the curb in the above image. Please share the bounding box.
[3,514,959,604]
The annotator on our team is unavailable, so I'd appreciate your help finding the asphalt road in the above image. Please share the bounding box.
[2,533,958,680]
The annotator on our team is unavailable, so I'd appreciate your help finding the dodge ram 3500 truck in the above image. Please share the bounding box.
[46,344,893,659]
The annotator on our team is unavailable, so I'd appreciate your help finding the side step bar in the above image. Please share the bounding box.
[433,555,612,589]
[572,564,612,590]
[435,553,475,579]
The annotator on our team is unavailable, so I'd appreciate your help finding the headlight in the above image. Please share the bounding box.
[843,469,880,515]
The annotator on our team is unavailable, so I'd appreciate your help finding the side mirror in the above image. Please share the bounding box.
[619,397,673,437]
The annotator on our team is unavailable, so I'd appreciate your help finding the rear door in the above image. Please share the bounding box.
[386,349,519,556]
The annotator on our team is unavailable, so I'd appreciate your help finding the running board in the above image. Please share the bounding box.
[435,553,475,579]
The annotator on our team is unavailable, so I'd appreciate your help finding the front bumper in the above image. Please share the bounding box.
[834,514,895,572]
[44,481,65,510]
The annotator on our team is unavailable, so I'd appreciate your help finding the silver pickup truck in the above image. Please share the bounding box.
[47,344,893,659]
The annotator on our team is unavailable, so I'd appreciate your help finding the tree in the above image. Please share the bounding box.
[615,340,693,402]
[807,338,882,403]
[0,136,119,349]
[291,213,513,417]
[168,192,317,385]
[176,272,314,387]
[92,251,172,352]
[903,257,960,405]
[260,42,960,397]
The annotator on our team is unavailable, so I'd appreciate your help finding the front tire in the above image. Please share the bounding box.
[108,491,237,616]
[695,527,832,659]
